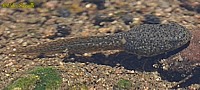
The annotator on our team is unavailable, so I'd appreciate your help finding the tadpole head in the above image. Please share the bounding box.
[123,23,192,57]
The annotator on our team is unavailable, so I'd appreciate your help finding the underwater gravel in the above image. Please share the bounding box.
[0,0,200,89]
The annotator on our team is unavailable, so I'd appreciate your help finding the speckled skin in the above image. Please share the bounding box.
[121,23,191,56]
[10,23,191,57]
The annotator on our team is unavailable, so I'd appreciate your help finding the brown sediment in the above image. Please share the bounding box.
[160,29,200,73]
[180,29,200,62]
[157,29,200,88]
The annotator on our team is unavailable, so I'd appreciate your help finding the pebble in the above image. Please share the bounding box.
[44,1,58,9]
[82,0,106,10]
[57,8,71,18]
[121,14,133,25]
[180,1,200,13]
[55,24,71,37]
[93,14,115,26]
[143,14,161,24]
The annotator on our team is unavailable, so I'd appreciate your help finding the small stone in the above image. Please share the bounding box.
[143,14,161,24]
[5,74,10,77]
[22,42,28,47]
[55,24,71,37]
[121,14,133,25]
[194,4,200,13]
[82,0,106,10]
[93,14,115,26]
[180,1,200,13]
[57,8,71,17]
[44,1,58,9]
[99,27,112,33]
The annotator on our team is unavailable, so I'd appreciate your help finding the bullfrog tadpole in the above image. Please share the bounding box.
[9,23,191,57]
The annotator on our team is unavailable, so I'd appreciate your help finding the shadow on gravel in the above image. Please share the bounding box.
[63,42,199,88]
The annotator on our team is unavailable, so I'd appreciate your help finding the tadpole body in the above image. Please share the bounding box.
[10,23,191,57]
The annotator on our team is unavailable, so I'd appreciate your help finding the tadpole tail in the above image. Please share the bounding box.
[8,34,126,55]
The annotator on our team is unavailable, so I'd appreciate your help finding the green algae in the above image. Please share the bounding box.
[4,67,62,90]
[113,79,132,90]
[29,67,62,90]
[4,74,39,90]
